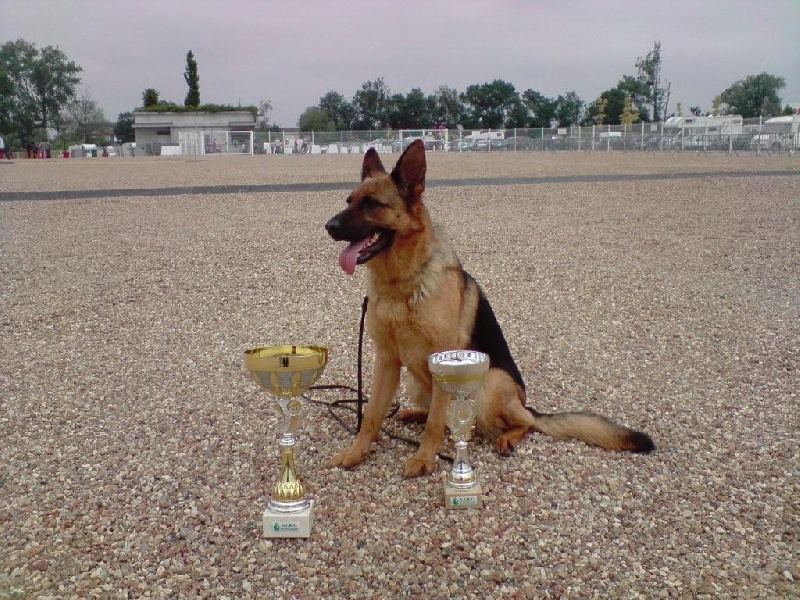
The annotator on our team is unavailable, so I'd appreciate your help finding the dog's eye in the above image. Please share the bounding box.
[361,196,382,210]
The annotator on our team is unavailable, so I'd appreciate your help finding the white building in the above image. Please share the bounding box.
[133,110,256,154]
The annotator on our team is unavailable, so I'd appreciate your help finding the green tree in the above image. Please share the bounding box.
[298,106,335,131]
[634,41,671,121]
[554,91,584,127]
[0,52,17,138]
[256,99,273,129]
[406,88,435,127]
[711,95,723,115]
[386,88,434,128]
[429,85,464,128]
[505,101,530,128]
[616,75,650,122]
[142,88,160,107]
[114,111,135,143]
[385,93,405,128]
[0,38,82,146]
[183,51,200,107]
[61,87,108,143]
[586,88,625,125]
[521,89,556,128]
[461,79,520,128]
[352,78,390,129]
[586,95,608,125]
[318,91,355,130]
[720,72,786,117]
[620,94,640,126]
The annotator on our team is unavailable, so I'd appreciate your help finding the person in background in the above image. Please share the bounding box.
[0,134,12,159]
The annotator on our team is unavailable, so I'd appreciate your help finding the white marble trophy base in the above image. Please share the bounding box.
[263,500,314,538]
[443,473,483,509]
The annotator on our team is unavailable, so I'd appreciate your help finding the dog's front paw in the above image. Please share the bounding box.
[330,444,368,469]
[403,451,437,478]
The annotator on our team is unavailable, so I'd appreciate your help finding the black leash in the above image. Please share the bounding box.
[356,295,368,432]
[306,296,454,463]
[305,296,372,434]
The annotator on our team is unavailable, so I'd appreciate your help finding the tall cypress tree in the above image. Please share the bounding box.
[184,51,200,107]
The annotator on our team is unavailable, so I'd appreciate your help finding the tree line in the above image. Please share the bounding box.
[0,43,206,149]
[299,41,789,131]
[0,38,792,150]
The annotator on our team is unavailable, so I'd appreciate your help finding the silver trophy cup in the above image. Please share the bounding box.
[428,350,490,509]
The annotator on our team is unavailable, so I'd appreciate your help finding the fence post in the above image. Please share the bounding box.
[641,121,645,152]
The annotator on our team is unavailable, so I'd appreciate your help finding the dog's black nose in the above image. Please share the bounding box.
[325,216,341,238]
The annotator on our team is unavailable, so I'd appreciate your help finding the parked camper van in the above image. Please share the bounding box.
[750,115,800,151]
[662,115,744,149]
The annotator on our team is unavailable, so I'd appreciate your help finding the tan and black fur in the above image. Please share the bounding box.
[325,140,654,478]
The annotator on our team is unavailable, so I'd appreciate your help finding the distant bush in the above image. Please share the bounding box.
[135,103,257,117]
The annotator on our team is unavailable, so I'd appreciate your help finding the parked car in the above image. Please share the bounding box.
[449,140,474,151]
[505,137,536,151]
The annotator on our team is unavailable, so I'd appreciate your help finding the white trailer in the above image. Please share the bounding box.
[751,115,800,151]
[663,115,743,149]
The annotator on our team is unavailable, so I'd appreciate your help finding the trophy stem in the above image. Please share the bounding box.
[448,440,477,489]
[279,422,297,446]
[268,437,311,513]
[277,396,301,444]
[268,396,309,513]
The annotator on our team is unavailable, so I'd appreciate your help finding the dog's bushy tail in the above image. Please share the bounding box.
[525,408,655,453]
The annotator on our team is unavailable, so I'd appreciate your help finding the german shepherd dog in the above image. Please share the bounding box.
[325,140,654,478]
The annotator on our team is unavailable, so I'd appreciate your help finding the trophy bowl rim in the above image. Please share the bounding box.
[244,344,328,374]
[427,350,490,393]
[243,345,329,396]
[428,349,489,376]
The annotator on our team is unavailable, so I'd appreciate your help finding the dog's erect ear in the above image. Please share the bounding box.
[390,139,426,202]
[361,147,387,181]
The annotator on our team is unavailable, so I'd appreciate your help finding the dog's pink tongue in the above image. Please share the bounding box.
[339,239,369,275]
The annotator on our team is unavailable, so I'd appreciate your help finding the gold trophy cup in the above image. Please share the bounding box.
[244,344,328,538]
[428,350,490,509]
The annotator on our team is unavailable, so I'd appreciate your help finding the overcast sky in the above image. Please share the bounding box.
[2,0,798,126]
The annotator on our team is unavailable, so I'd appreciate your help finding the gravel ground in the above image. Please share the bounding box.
[0,153,797,599]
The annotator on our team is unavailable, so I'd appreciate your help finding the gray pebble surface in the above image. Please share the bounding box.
[0,153,797,598]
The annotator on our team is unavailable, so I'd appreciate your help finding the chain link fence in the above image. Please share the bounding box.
[254,117,799,155]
